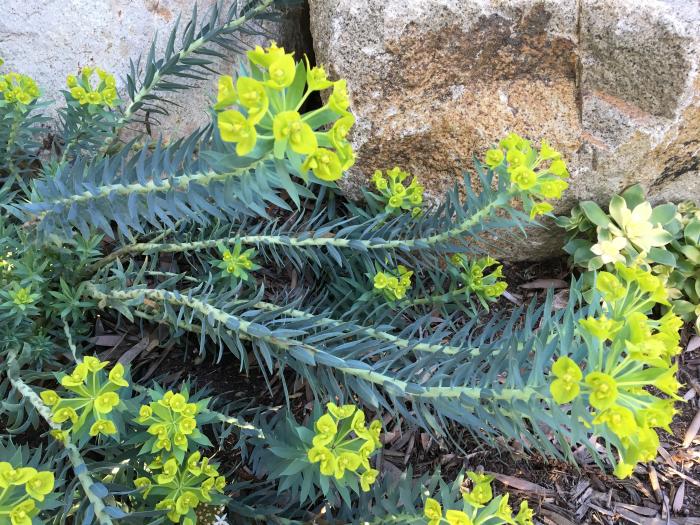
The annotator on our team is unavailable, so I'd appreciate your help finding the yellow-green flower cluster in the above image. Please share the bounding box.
[41,356,128,440]
[306,403,381,491]
[373,265,413,301]
[134,452,226,525]
[135,390,206,462]
[449,255,507,303]
[214,242,259,283]
[216,42,355,182]
[424,472,534,525]
[0,463,55,525]
[371,167,424,217]
[0,62,39,106]
[66,67,117,107]
[8,285,38,308]
[485,133,568,219]
[548,263,683,478]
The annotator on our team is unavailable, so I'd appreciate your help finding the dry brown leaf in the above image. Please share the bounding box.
[420,432,431,450]
[657,445,677,468]
[519,278,568,289]
[90,334,125,347]
[487,472,554,497]
[502,290,523,305]
[648,465,662,502]
[117,335,157,365]
[539,508,579,525]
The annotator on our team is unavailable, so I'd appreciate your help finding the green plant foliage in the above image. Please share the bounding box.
[557,184,700,332]
[0,2,690,523]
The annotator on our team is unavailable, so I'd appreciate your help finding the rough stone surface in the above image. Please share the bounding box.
[309,0,700,259]
[0,0,299,136]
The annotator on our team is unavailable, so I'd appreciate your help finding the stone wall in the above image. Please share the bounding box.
[309,0,700,258]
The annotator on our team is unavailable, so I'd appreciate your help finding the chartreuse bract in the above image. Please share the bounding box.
[0,463,55,525]
[66,67,118,107]
[549,263,683,477]
[215,42,354,182]
[0,3,689,523]
[0,442,62,525]
[306,403,381,492]
[485,133,569,219]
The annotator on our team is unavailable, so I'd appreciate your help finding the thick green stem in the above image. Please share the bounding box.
[7,350,113,525]
[93,189,514,269]
[38,162,260,215]
[86,285,539,404]
[123,283,472,356]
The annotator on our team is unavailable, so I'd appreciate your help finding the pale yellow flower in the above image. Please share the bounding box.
[590,236,627,264]
[609,201,670,253]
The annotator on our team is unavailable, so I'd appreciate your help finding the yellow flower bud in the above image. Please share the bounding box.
[89,419,117,437]
[94,392,120,414]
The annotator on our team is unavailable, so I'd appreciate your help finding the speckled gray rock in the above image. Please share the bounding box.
[309,0,700,259]
[0,0,296,136]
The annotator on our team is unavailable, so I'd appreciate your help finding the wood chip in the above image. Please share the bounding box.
[673,480,685,514]
[681,369,700,397]
[657,445,678,468]
[614,502,658,517]
[553,289,570,310]
[683,408,700,447]
[663,465,700,489]
[648,465,663,503]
